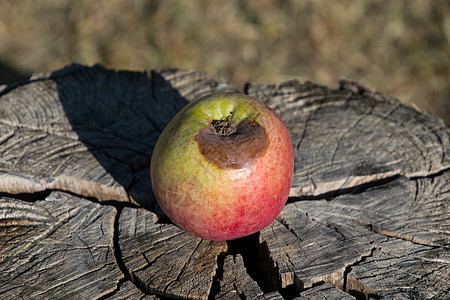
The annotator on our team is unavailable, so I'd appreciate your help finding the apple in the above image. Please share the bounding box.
[150,92,294,241]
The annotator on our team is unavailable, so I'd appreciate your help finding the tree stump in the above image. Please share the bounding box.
[0,64,448,299]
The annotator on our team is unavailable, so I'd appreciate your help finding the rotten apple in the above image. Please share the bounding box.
[150,92,294,241]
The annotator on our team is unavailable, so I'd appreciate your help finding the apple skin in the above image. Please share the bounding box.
[150,92,294,241]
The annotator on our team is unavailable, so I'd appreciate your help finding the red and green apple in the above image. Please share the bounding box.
[150,92,294,241]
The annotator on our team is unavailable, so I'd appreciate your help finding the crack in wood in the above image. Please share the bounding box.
[0,191,126,296]
[345,237,449,298]
[163,240,203,298]
[110,206,149,298]
[409,165,450,180]
[0,189,52,203]
[2,66,448,299]
[226,233,272,293]
[287,174,401,202]
[33,261,120,298]
[95,277,129,300]
[330,104,375,164]
[342,247,378,299]
[276,215,303,243]
[207,251,226,300]
[370,225,446,248]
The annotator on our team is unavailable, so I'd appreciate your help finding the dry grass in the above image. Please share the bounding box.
[0,0,449,123]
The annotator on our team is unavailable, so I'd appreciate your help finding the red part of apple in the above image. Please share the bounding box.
[150,92,294,241]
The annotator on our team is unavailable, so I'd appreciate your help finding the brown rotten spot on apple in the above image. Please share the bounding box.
[195,114,269,169]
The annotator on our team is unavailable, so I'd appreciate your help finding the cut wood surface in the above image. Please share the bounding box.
[0,64,448,299]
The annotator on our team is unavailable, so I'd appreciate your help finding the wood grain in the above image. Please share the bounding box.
[104,280,160,299]
[294,282,356,299]
[347,239,449,299]
[0,191,122,299]
[118,207,227,300]
[0,64,448,299]
[247,80,450,197]
[215,254,280,300]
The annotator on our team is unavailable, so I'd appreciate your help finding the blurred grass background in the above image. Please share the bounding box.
[0,0,449,123]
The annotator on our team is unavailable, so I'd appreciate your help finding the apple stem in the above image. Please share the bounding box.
[210,114,238,136]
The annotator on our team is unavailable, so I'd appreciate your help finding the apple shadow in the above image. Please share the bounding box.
[54,64,189,213]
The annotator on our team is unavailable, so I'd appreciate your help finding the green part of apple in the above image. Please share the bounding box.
[151,92,294,241]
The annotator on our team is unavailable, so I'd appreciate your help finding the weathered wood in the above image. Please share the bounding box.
[346,238,449,299]
[105,281,160,299]
[328,174,450,248]
[0,191,122,299]
[216,254,271,300]
[118,206,227,300]
[247,80,450,197]
[259,173,449,295]
[0,64,448,299]
[0,64,234,208]
[294,282,356,299]
[259,202,384,290]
